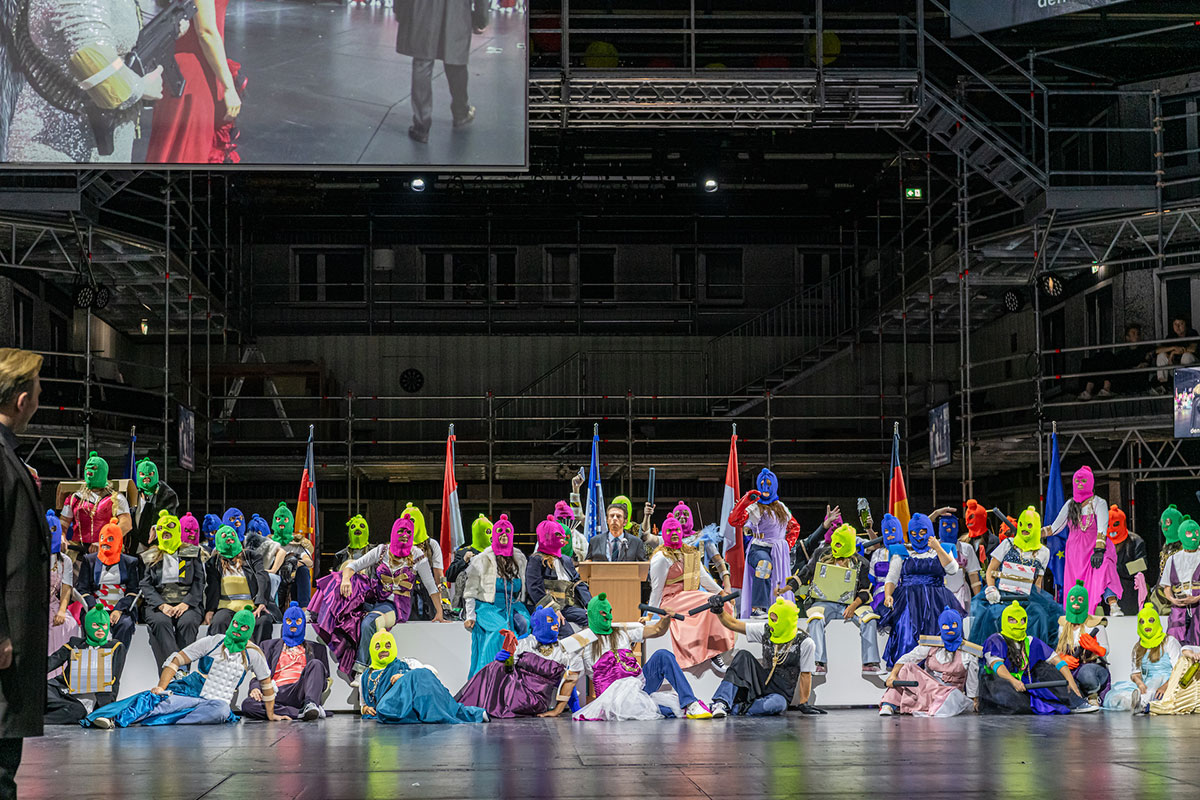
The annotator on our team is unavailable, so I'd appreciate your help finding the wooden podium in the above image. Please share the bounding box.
[577,561,649,623]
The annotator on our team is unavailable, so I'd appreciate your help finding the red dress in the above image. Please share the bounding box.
[145,0,230,163]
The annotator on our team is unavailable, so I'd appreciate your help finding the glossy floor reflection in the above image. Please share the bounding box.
[21,711,1200,799]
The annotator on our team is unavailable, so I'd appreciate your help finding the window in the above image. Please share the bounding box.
[675,250,696,301]
[12,291,33,349]
[1085,285,1114,347]
[545,249,576,301]
[493,251,516,301]
[424,250,516,301]
[450,252,487,301]
[1162,96,1198,175]
[291,249,364,302]
[797,252,827,287]
[579,250,615,301]
[702,249,744,302]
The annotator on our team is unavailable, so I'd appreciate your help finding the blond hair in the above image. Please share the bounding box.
[0,349,42,409]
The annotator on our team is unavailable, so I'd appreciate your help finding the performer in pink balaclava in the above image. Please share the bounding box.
[1044,466,1121,616]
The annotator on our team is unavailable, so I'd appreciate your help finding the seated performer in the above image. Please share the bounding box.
[1154,505,1186,613]
[245,512,287,599]
[881,605,979,716]
[938,514,981,612]
[339,517,445,682]
[45,606,128,724]
[360,630,487,724]
[84,605,288,727]
[1055,581,1110,706]
[205,525,279,643]
[880,513,962,666]
[868,514,908,614]
[179,512,202,550]
[463,514,530,677]
[141,515,207,670]
[1160,516,1200,646]
[240,602,329,721]
[129,458,178,555]
[791,522,879,675]
[569,593,713,720]
[76,515,143,649]
[526,513,591,633]
[270,503,314,608]
[728,469,797,617]
[708,597,818,717]
[60,451,132,559]
[977,601,1096,714]
[455,605,584,718]
[336,514,374,569]
[402,503,445,616]
[970,506,1061,647]
[1106,505,1146,616]
[447,513,492,611]
[647,515,736,670]
[1105,604,1183,712]
[552,499,586,561]
[200,513,222,553]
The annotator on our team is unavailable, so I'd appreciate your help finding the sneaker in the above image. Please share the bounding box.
[482,711,490,722]
[1150,385,1168,396]
[750,609,768,619]
[300,703,321,722]
[711,654,728,672]
[453,106,477,128]
[1072,703,1100,714]
[710,701,729,719]
[862,662,880,674]
[878,704,895,716]
[1097,388,1113,398]
[91,717,114,729]
[1109,605,1124,617]
[350,671,363,689]
[685,701,713,719]
[1077,390,1093,401]
[814,662,827,675]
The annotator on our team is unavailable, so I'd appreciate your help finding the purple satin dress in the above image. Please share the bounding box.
[454,651,565,718]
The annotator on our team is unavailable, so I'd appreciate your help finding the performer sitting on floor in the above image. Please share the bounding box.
[969,506,1062,647]
[447,514,492,611]
[1105,604,1184,711]
[240,602,330,722]
[360,630,487,724]
[45,606,128,725]
[463,514,530,677]
[75,516,141,649]
[1055,581,1110,706]
[84,605,288,727]
[708,597,819,717]
[1160,515,1200,646]
[879,513,962,666]
[729,468,798,617]
[647,515,736,670]
[455,605,583,718]
[977,601,1096,715]
[206,524,279,643]
[526,512,591,634]
[790,522,880,675]
[340,516,445,683]
[569,593,713,720]
[1043,466,1122,615]
[880,605,980,717]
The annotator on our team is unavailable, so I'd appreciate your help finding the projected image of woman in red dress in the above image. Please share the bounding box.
[146,0,244,163]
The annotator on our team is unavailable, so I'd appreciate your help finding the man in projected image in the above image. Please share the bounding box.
[395,0,478,144]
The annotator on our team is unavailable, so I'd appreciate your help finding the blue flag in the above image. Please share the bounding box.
[124,427,137,480]
[584,427,605,540]
[1044,428,1066,592]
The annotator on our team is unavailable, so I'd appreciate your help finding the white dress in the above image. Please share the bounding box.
[567,624,683,721]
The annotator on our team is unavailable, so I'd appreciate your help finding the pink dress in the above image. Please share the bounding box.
[658,557,737,669]
[47,555,80,678]
[1063,506,1121,612]
[881,644,973,716]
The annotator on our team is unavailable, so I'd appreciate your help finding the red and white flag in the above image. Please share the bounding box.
[440,426,465,555]
[719,430,743,589]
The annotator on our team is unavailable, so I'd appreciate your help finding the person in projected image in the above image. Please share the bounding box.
[395,0,477,144]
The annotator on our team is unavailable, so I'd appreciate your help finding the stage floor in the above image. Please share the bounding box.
[22,711,1198,799]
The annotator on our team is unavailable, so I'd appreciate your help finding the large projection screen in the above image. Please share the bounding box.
[0,0,528,169]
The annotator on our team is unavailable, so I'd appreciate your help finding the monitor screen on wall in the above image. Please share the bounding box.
[1175,367,1200,439]
[929,402,952,469]
[0,0,528,169]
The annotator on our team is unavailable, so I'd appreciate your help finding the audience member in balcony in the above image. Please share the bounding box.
[1160,516,1200,647]
[1153,316,1199,394]
[526,512,592,635]
[59,451,131,559]
[971,506,1062,647]
[128,459,178,555]
[879,513,963,667]
[1107,504,1148,616]
[1054,581,1110,707]
[728,469,798,617]
[1078,323,1155,401]
[1043,466,1121,616]
[401,503,445,619]
[585,503,649,563]
[462,514,530,677]
[1104,604,1181,711]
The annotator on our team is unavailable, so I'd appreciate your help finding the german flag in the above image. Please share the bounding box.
[889,422,911,530]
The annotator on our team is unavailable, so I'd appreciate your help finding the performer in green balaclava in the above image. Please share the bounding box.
[587,592,614,635]
[224,605,257,653]
[214,525,243,559]
[347,515,370,550]
[84,451,110,489]
[83,604,112,647]
[470,514,493,551]
[135,458,159,494]
[271,502,295,545]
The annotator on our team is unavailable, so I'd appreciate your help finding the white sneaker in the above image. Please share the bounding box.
[710,701,729,719]
[481,711,490,722]
[350,673,362,689]
[711,654,728,672]
[685,701,713,719]
[1097,388,1113,398]
[1077,390,1093,401]
[1109,605,1124,617]
[1072,703,1100,714]
[91,717,114,729]
[300,703,321,721]
[878,704,895,716]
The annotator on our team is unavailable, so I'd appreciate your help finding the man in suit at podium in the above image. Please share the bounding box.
[586,505,649,563]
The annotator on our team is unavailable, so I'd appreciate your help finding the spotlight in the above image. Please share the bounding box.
[411,178,426,192]
[92,284,110,310]
[1002,289,1024,313]
[1040,274,1064,298]
[702,178,718,193]
[74,284,94,309]
[140,319,149,336]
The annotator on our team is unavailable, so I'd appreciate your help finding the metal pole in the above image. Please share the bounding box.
[163,179,171,484]
[626,391,633,498]
[346,392,353,521]
[898,153,909,473]
[765,391,773,468]
[926,136,936,508]
[487,392,494,516]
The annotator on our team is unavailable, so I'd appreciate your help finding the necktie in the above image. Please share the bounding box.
[610,537,619,562]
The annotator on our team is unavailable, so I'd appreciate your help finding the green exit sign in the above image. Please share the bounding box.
[904,187,923,200]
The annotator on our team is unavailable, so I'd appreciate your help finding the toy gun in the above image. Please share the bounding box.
[687,590,740,616]
[647,467,655,506]
[493,629,519,668]
[1022,679,1069,690]
[638,603,684,621]
[990,507,1017,538]
[857,535,883,557]
[91,0,196,154]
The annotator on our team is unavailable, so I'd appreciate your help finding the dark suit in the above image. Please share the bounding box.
[240,638,330,720]
[76,553,142,648]
[140,545,206,669]
[0,421,49,797]
[1114,533,1149,615]
[585,532,648,563]
[128,483,179,554]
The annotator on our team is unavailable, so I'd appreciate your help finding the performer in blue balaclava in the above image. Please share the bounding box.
[201,513,222,551]
[879,513,964,666]
[240,601,331,722]
[869,513,908,614]
[222,508,246,541]
[728,468,797,617]
[880,604,980,716]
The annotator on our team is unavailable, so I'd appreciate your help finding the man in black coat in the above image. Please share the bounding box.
[395,0,475,143]
[0,349,47,799]
[584,504,649,563]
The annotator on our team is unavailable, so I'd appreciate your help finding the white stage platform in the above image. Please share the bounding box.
[112,614,1148,712]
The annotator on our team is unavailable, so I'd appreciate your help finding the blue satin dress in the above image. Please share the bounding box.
[879,553,965,666]
[362,660,487,724]
[468,577,530,678]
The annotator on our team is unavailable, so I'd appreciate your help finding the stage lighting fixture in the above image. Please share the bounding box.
[74,284,94,309]
[92,284,111,310]
[1002,289,1024,313]
[411,178,426,192]
[1040,274,1064,297]
[140,319,149,336]
[702,178,718,193]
